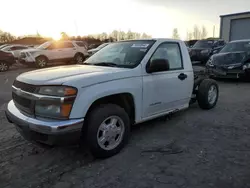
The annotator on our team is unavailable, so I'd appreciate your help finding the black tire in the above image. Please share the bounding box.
[74,53,85,64]
[84,104,130,158]
[0,61,10,72]
[197,79,219,110]
[35,56,48,68]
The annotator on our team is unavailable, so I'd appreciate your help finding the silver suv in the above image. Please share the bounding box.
[19,40,89,68]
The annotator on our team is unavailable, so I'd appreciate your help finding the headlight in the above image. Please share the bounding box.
[206,57,214,67]
[38,86,77,97]
[243,63,250,70]
[35,86,77,119]
[35,102,72,119]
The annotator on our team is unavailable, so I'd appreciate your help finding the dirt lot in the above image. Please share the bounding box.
[1,67,250,188]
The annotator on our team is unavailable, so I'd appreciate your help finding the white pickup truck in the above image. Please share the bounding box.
[6,39,219,158]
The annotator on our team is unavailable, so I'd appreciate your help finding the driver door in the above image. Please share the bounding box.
[46,42,61,60]
[142,42,192,118]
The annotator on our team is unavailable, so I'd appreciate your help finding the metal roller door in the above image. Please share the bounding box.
[230,18,250,41]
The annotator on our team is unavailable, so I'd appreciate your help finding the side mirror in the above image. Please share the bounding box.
[147,59,170,73]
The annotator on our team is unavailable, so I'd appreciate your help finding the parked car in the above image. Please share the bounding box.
[6,39,219,158]
[19,40,89,68]
[0,50,16,72]
[185,40,198,48]
[206,39,250,79]
[88,43,110,56]
[1,45,30,60]
[189,39,226,63]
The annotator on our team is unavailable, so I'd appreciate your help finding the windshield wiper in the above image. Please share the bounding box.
[91,62,119,67]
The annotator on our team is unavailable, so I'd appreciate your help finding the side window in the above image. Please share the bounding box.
[15,46,28,50]
[10,47,17,51]
[64,42,74,48]
[76,42,87,48]
[150,43,183,70]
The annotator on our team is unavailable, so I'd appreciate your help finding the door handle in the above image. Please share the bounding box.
[178,73,187,80]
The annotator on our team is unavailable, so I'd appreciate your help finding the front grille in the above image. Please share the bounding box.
[12,80,37,115]
[13,80,37,93]
[12,92,31,108]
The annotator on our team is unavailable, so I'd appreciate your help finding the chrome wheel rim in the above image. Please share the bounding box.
[38,59,46,67]
[97,116,125,151]
[0,62,8,72]
[76,55,83,63]
[208,85,217,105]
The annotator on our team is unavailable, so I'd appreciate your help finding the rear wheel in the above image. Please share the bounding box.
[197,79,219,109]
[35,56,48,68]
[0,61,10,72]
[84,104,130,158]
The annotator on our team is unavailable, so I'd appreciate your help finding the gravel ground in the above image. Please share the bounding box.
[1,67,250,188]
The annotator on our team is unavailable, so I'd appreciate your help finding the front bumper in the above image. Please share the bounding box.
[5,100,84,145]
[18,58,35,66]
[206,66,245,78]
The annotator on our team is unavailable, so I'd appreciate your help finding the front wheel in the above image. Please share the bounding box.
[197,79,219,110]
[0,61,10,72]
[35,56,48,68]
[85,104,130,158]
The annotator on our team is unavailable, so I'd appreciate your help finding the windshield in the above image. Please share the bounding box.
[193,40,214,49]
[220,41,250,53]
[0,44,8,49]
[1,46,10,51]
[36,41,51,49]
[84,40,155,68]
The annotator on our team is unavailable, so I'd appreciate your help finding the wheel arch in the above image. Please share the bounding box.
[35,54,49,62]
[85,93,136,125]
[74,52,84,57]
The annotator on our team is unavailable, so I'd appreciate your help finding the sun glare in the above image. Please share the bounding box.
[52,33,61,41]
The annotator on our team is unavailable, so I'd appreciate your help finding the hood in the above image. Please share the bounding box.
[16,65,135,88]
[212,51,247,67]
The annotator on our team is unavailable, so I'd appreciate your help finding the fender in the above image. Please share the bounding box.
[69,76,143,122]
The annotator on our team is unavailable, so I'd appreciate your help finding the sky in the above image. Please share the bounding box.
[1,0,250,40]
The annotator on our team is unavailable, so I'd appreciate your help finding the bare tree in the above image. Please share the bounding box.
[192,25,201,40]
[126,30,134,40]
[142,33,151,39]
[110,30,119,41]
[172,28,180,39]
[0,32,15,43]
[201,26,208,39]
[119,31,126,40]
[186,31,193,40]
[98,32,108,40]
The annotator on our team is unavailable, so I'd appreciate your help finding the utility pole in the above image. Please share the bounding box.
[213,25,215,38]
